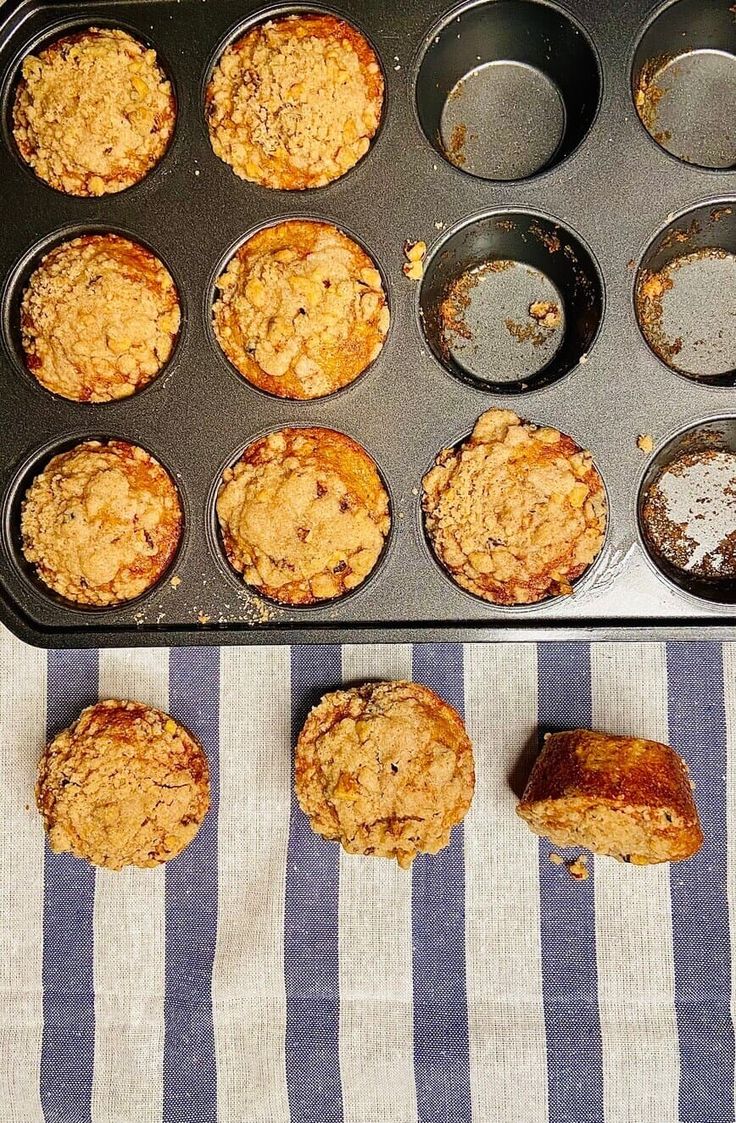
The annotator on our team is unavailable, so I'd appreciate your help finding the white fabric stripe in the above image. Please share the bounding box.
[722,642,736,1115]
[339,645,417,1123]
[91,650,169,1123]
[591,643,679,1123]
[214,647,291,1122]
[463,643,548,1123]
[0,628,45,1122]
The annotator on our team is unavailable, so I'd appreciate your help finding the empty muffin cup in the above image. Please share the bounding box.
[419,211,602,393]
[638,417,736,604]
[415,0,600,181]
[636,201,736,384]
[633,0,736,169]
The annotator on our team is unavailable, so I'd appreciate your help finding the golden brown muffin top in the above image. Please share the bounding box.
[213,220,389,400]
[36,699,209,870]
[296,681,475,868]
[422,408,607,605]
[21,234,180,402]
[216,427,390,605]
[12,28,175,196]
[21,439,182,607]
[206,13,383,189]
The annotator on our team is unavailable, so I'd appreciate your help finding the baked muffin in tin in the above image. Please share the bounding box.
[21,439,182,607]
[213,219,388,400]
[206,13,383,190]
[422,408,607,606]
[12,27,175,196]
[296,680,475,868]
[37,699,210,870]
[21,234,180,403]
[216,427,390,605]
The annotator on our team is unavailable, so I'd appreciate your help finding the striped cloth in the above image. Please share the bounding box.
[1,625,734,1123]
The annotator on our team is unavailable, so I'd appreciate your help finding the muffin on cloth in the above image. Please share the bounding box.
[422,408,607,605]
[36,699,209,870]
[21,233,180,402]
[295,681,475,868]
[213,219,388,400]
[216,427,390,605]
[206,13,383,189]
[21,439,182,607]
[12,27,175,196]
[517,729,703,864]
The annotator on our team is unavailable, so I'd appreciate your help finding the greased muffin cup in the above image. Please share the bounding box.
[206,12,384,190]
[295,680,475,868]
[212,219,389,400]
[215,426,390,605]
[12,27,176,196]
[36,699,210,870]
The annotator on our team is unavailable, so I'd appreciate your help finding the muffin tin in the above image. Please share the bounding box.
[2,0,736,647]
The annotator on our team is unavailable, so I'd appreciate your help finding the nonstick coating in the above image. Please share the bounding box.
[2,0,736,648]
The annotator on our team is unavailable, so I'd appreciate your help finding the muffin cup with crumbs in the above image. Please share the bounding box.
[296,681,475,868]
[20,439,182,607]
[213,219,389,400]
[20,233,180,402]
[422,408,607,606]
[206,12,384,190]
[36,699,210,870]
[12,28,175,196]
[216,427,390,605]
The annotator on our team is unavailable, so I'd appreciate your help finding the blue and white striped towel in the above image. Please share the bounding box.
[1,626,733,1123]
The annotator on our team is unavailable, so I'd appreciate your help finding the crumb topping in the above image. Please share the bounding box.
[422,408,607,605]
[21,234,180,402]
[21,440,182,607]
[213,220,388,399]
[206,13,383,189]
[216,427,390,605]
[295,681,475,868]
[36,699,209,870]
[12,28,175,196]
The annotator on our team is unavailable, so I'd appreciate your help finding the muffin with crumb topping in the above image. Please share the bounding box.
[12,27,175,196]
[206,13,383,189]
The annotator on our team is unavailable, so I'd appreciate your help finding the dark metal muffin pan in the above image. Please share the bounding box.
[3,0,736,648]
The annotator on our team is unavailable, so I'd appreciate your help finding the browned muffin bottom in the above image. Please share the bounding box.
[422,408,607,605]
[21,439,182,607]
[216,427,390,605]
[296,681,476,868]
[36,699,210,870]
[21,234,180,402]
[12,27,175,196]
[206,13,384,190]
[517,729,703,864]
[213,219,389,400]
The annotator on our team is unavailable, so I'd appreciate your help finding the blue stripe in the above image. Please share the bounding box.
[163,648,220,1123]
[285,645,343,1123]
[536,642,603,1123]
[411,643,472,1123]
[667,641,735,1123]
[40,650,99,1123]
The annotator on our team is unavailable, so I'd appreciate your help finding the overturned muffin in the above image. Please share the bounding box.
[206,13,383,189]
[12,28,175,196]
[216,427,390,604]
[213,219,389,399]
[517,729,703,864]
[296,681,475,867]
[422,408,607,605]
[21,234,180,402]
[21,439,182,606]
[36,699,209,870]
